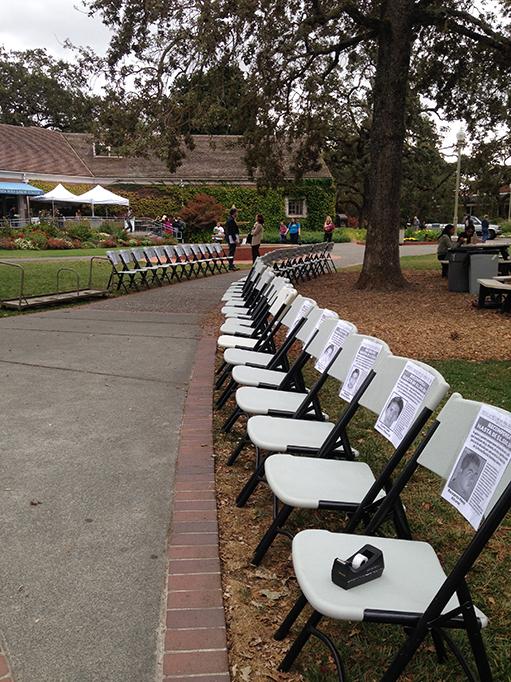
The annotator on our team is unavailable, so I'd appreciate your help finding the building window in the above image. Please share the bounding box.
[92,142,122,158]
[285,197,307,218]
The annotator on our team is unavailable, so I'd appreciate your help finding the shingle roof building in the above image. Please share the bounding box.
[0,124,331,185]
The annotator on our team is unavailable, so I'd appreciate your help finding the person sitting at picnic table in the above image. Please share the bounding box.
[437,224,455,260]
[457,223,479,247]
[288,219,301,244]
[212,222,225,242]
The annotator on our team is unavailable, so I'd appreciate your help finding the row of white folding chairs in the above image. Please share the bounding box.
[213,271,511,681]
[105,242,232,292]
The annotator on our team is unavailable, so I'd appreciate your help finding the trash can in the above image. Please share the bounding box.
[468,252,499,295]
[448,251,469,292]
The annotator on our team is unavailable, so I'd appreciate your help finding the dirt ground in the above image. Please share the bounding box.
[211,267,511,682]
[298,270,511,362]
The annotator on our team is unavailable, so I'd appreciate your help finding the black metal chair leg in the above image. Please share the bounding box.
[215,365,231,391]
[227,433,249,466]
[279,610,323,672]
[222,407,242,433]
[274,592,308,640]
[215,378,237,409]
[251,504,293,565]
[235,459,265,507]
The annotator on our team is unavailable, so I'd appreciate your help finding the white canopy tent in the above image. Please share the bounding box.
[31,183,84,218]
[76,185,129,216]
[32,183,83,203]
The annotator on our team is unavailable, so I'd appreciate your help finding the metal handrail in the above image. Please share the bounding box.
[56,267,80,296]
[88,256,109,289]
[0,260,28,310]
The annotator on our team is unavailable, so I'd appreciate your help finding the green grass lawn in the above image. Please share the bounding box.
[0,248,109,258]
[0,258,112,308]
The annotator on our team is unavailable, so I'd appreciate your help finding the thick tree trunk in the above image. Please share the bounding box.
[357,1,414,290]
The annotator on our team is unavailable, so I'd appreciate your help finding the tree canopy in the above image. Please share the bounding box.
[0,47,100,132]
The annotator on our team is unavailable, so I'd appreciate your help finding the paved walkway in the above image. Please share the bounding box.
[0,272,238,682]
[0,243,436,681]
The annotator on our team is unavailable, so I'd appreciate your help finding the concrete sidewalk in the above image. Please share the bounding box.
[0,272,239,682]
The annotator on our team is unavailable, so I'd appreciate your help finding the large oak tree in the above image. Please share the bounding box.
[87,0,511,288]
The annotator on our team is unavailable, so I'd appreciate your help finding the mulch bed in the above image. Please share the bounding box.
[297,270,511,362]
[210,268,511,682]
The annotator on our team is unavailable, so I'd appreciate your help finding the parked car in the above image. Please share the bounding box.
[426,217,501,239]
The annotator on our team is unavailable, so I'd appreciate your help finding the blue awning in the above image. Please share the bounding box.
[0,182,44,196]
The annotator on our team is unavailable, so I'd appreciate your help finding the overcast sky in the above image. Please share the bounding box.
[0,0,111,58]
[0,0,463,153]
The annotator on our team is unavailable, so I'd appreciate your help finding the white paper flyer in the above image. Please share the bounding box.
[314,320,355,373]
[442,406,511,529]
[305,308,337,345]
[375,361,435,448]
[339,339,383,402]
[286,300,315,337]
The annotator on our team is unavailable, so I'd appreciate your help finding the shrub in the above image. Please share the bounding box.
[65,221,93,241]
[47,237,74,249]
[23,231,48,249]
[180,193,225,234]
[0,237,16,249]
[99,239,118,248]
[99,222,128,240]
[14,237,35,249]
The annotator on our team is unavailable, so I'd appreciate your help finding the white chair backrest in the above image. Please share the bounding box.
[358,354,449,416]
[266,286,297,317]
[281,296,316,330]
[418,394,511,516]
[120,249,135,264]
[328,333,391,385]
[303,314,342,359]
[163,245,176,259]
[106,250,121,265]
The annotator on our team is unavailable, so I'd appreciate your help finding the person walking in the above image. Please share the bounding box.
[251,213,264,262]
[226,207,240,270]
[481,215,490,242]
[323,215,335,242]
[288,219,301,244]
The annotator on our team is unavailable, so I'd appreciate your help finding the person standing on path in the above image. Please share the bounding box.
[251,213,264,262]
[288,219,301,244]
[279,221,288,243]
[226,207,240,270]
[323,215,334,242]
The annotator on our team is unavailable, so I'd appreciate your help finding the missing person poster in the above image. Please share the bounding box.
[305,308,337,345]
[442,406,511,529]
[375,361,435,448]
[339,339,383,403]
[286,299,315,337]
[314,320,355,373]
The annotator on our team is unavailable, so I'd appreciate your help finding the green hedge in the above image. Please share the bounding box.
[32,179,336,232]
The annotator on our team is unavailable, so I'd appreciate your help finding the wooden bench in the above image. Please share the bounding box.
[477,276,511,312]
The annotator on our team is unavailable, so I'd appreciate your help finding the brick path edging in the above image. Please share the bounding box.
[162,331,230,682]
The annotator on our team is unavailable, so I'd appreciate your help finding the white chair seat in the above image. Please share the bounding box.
[217,335,259,350]
[292,530,488,626]
[224,348,274,368]
[247,415,338,452]
[222,306,251,317]
[232,365,288,387]
[236,386,309,416]
[220,320,256,335]
[265,455,384,508]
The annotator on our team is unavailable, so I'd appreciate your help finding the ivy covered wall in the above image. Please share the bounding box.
[32,179,335,231]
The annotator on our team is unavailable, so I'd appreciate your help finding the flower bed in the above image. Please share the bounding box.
[0,223,176,251]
